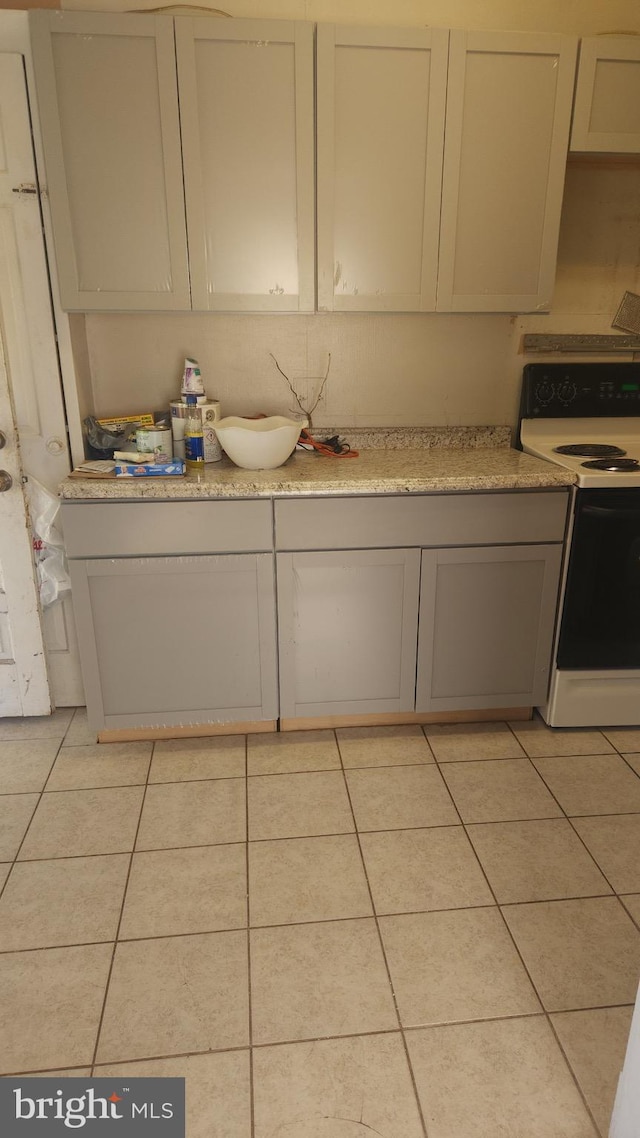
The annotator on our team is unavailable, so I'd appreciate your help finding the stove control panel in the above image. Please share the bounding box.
[520,363,640,419]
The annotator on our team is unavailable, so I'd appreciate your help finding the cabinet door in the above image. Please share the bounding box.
[437,31,576,313]
[29,11,190,311]
[316,25,448,312]
[277,549,420,717]
[571,37,640,153]
[416,544,563,712]
[176,17,314,312]
[69,554,278,731]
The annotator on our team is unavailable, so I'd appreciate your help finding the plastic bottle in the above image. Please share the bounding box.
[184,394,205,476]
[181,357,205,398]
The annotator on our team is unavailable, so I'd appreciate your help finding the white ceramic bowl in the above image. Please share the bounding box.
[213,416,308,470]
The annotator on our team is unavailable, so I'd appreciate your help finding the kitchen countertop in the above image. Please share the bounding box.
[60,440,574,500]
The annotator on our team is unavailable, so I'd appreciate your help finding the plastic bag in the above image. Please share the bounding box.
[83,415,168,458]
[83,415,137,458]
[27,478,71,608]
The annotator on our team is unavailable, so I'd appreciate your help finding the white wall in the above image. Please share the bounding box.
[61,0,640,36]
[553,159,640,314]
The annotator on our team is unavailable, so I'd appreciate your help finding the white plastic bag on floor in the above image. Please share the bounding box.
[27,477,71,607]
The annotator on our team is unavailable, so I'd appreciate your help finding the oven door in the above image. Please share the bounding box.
[557,489,640,669]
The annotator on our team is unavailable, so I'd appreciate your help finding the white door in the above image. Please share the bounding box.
[0,330,50,716]
[0,52,83,709]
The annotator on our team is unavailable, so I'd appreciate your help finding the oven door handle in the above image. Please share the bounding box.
[582,504,640,521]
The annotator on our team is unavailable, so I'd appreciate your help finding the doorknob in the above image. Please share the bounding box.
[0,431,6,449]
[0,471,13,492]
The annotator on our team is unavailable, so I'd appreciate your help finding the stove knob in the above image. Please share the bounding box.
[558,381,577,405]
[535,381,555,406]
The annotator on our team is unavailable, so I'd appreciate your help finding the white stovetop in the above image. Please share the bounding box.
[520,417,640,488]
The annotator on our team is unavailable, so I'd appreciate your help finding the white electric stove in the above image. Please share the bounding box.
[521,418,640,488]
[518,362,640,727]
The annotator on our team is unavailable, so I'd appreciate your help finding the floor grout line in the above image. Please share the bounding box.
[2,1002,636,1078]
[2,884,636,956]
[335,730,431,1138]
[431,712,613,1130]
[6,807,640,865]
[243,736,257,1138]
[0,733,67,904]
[88,738,155,1075]
[4,742,637,800]
[618,895,640,934]
[455,788,607,1138]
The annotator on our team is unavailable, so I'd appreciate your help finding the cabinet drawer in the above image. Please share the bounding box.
[62,499,273,558]
[274,491,568,550]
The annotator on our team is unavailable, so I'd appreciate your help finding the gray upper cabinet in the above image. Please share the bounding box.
[571,36,640,153]
[29,11,191,312]
[316,25,577,314]
[437,30,577,312]
[316,25,448,312]
[176,17,315,312]
[30,13,579,315]
[416,543,563,713]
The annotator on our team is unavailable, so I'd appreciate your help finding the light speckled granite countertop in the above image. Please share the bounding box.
[61,428,574,500]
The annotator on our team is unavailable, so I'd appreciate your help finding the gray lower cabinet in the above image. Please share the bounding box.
[63,490,567,731]
[276,548,421,718]
[416,543,563,712]
[69,553,278,731]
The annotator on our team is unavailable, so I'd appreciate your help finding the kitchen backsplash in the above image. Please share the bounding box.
[84,311,515,427]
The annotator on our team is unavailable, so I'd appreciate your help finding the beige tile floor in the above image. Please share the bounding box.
[1,710,640,1136]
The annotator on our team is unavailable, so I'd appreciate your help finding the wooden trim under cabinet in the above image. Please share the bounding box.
[280,708,532,731]
[97,708,532,742]
[99,720,277,743]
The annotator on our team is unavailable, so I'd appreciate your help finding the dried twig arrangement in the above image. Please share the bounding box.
[270,353,331,428]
